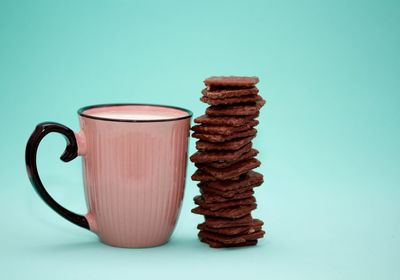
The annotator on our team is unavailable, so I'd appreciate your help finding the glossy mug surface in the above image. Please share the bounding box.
[25,104,192,248]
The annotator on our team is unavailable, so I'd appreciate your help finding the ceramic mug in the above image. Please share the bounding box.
[25,104,192,248]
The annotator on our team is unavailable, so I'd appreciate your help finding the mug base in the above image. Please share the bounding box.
[98,237,170,248]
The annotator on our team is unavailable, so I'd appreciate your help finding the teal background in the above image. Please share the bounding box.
[1,0,399,279]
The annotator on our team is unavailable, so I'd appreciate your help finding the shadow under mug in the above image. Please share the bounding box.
[25,104,192,248]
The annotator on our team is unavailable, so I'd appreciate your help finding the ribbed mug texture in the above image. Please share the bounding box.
[78,109,190,247]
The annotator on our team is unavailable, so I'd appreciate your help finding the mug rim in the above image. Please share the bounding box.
[78,103,193,123]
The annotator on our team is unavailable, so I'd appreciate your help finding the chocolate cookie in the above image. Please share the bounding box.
[199,171,264,191]
[191,204,257,219]
[198,229,265,245]
[198,226,261,237]
[200,238,258,248]
[190,143,252,163]
[202,87,259,99]
[194,114,259,127]
[194,195,256,211]
[196,136,254,151]
[198,219,263,235]
[204,76,259,88]
[196,158,261,180]
[191,169,240,182]
[200,149,258,168]
[205,99,265,117]
[192,128,257,143]
[191,120,259,135]
[206,149,259,168]
[200,187,255,200]
[204,214,254,228]
[200,94,262,106]
[191,75,265,248]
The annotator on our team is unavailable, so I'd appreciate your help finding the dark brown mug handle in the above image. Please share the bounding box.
[25,122,89,230]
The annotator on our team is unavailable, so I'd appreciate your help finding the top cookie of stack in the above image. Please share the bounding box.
[190,76,266,248]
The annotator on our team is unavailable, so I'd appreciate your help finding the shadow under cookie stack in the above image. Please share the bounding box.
[190,76,266,248]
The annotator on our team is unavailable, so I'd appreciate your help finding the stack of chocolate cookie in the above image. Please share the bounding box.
[190,76,266,248]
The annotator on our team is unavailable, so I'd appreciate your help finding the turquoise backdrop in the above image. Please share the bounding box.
[1,0,399,279]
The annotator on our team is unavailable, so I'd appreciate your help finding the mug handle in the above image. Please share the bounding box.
[25,122,90,230]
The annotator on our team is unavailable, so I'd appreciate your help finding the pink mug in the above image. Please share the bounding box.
[25,104,192,248]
